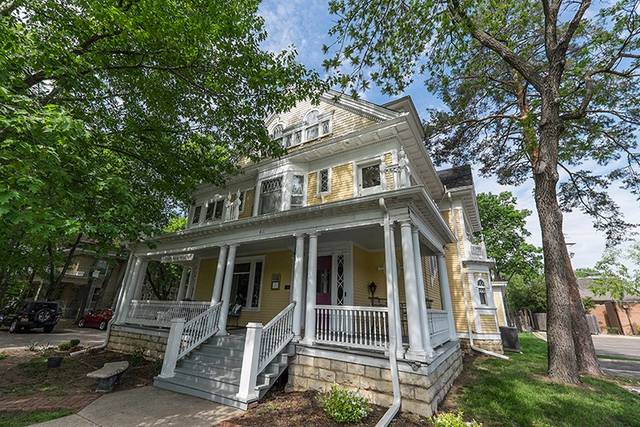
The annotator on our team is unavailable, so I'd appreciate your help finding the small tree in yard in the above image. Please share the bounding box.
[324,0,640,383]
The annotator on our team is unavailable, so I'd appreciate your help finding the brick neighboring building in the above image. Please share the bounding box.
[578,277,640,335]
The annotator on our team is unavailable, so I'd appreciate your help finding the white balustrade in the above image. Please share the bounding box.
[125,300,209,328]
[159,302,222,378]
[236,303,295,402]
[315,305,389,350]
[427,309,451,348]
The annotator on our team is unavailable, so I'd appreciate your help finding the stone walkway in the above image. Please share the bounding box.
[33,386,242,426]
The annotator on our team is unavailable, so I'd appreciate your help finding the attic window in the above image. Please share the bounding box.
[272,124,284,138]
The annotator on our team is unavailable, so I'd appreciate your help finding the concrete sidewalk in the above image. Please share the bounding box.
[32,386,241,426]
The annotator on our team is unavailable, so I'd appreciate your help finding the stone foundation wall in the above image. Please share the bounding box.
[106,325,168,360]
[459,338,504,354]
[287,347,463,417]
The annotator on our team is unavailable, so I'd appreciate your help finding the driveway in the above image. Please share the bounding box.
[33,386,241,426]
[0,323,106,350]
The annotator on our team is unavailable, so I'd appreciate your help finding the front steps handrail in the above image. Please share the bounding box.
[236,302,295,402]
[159,302,222,378]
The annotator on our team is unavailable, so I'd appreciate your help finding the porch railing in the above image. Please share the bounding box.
[427,309,450,348]
[258,302,295,372]
[125,300,209,328]
[315,305,389,350]
[159,302,222,378]
[236,302,296,402]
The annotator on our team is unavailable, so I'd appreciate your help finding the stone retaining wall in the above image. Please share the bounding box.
[287,346,463,417]
[106,325,168,360]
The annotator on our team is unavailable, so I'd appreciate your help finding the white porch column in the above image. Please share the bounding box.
[437,253,458,341]
[292,234,305,340]
[400,221,427,360]
[132,258,149,300]
[176,266,189,301]
[217,244,238,335]
[211,245,228,305]
[185,260,199,300]
[116,256,147,323]
[412,228,434,356]
[383,220,404,357]
[113,253,136,323]
[302,233,318,345]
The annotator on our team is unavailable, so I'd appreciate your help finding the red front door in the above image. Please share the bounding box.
[316,255,332,305]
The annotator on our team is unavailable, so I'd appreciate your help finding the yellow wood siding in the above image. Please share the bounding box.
[193,251,293,326]
[239,189,255,219]
[307,163,354,206]
[479,314,498,333]
[442,209,471,333]
[353,246,386,306]
[384,152,395,190]
[493,289,507,327]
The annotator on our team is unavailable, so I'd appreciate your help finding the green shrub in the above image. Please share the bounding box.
[58,342,71,351]
[431,411,481,427]
[70,339,80,347]
[607,326,620,335]
[319,385,370,424]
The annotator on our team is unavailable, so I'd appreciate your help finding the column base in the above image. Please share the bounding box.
[404,348,432,362]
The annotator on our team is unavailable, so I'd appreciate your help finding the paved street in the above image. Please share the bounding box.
[592,335,640,358]
[0,323,106,350]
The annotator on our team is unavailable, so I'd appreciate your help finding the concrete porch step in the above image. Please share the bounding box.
[154,376,249,410]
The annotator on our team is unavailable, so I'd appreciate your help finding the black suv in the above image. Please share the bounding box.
[0,301,60,333]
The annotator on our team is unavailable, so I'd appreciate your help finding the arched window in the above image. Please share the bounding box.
[271,124,284,139]
[304,109,320,124]
[477,279,488,305]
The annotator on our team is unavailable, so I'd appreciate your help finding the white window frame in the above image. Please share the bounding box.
[476,278,488,306]
[270,110,332,148]
[356,159,384,196]
[290,174,306,209]
[257,175,285,216]
[317,168,331,195]
[203,196,225,223]
[191,205,203,225]
[232,256,265,311]
[429,256,438,287]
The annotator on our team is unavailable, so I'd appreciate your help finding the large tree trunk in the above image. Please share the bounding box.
[534,87,580,384]
[565,250,602,376]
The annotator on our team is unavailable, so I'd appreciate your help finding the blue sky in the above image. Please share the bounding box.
[259,0,638,269]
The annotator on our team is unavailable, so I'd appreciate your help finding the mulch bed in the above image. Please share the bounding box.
[0,348,158,413]
[220,390,426,427]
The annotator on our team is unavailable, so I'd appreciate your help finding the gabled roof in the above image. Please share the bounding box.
[436,165,482,233]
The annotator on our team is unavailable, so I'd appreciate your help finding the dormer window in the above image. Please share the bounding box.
[271,110,332,148]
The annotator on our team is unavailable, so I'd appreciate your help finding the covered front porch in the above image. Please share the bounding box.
[108,188,459,405]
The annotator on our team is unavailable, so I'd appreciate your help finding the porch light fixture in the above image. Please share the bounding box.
[368,281,377,298]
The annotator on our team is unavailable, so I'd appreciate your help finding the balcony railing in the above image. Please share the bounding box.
[124,300,210,328]
[466,241,488,261]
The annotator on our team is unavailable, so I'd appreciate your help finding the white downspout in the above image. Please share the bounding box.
[447,190,509,361]
[376,198,401,427]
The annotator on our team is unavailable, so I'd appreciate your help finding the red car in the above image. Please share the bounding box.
[78,309,113,330]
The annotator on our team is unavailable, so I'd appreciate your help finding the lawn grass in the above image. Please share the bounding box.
[450,334,640,427]
[0,409,72,427]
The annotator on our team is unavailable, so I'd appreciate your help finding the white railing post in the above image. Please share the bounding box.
[236,322,263,402]
[437,253,458,341]
[159,317,185,378]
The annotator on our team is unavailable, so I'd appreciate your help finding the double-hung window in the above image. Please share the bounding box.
[191,205,202,224]
[204,198,224,222]
[258,177,283,215]
[291,175,305,208]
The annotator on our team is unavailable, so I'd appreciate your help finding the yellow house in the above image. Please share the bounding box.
[107,93,502,416]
